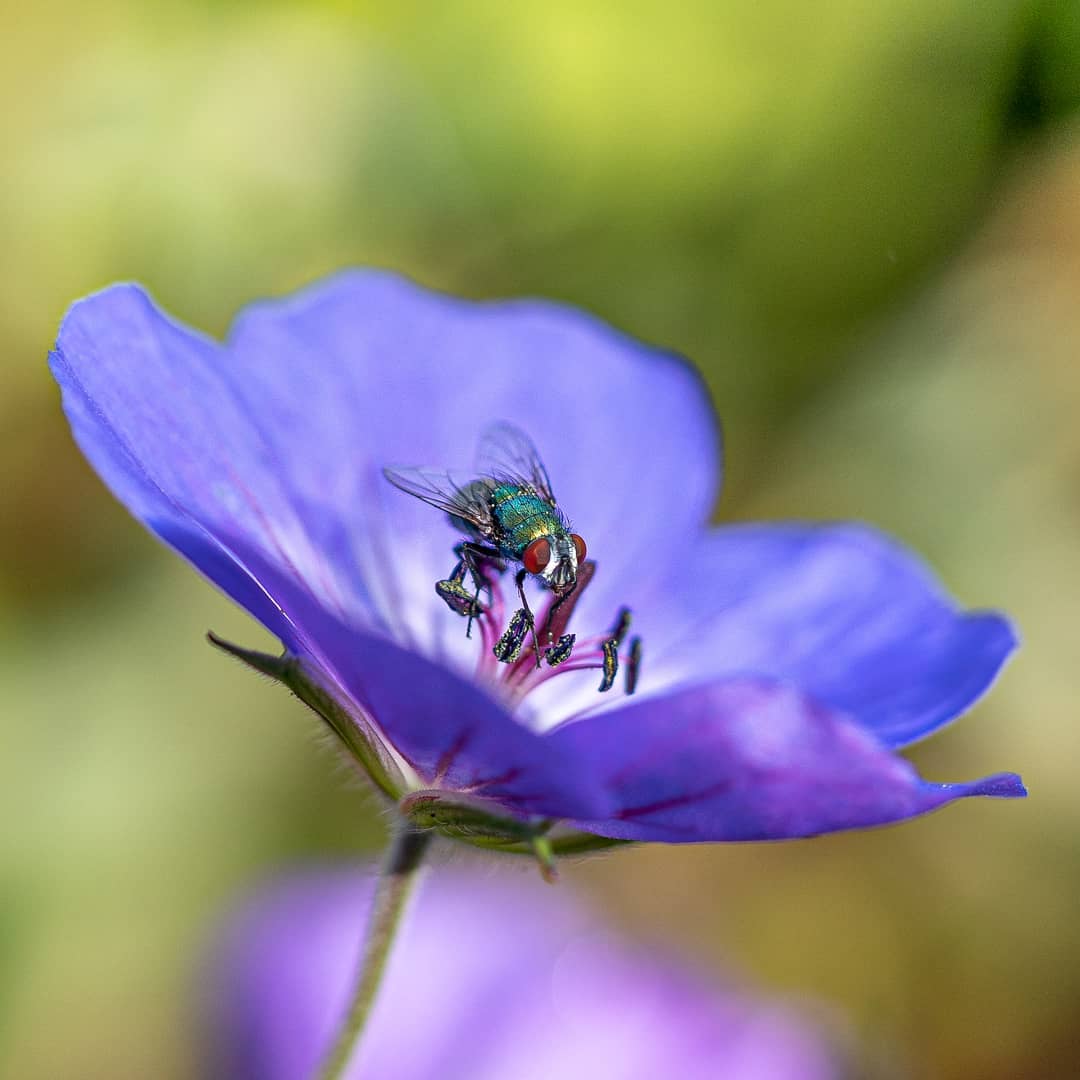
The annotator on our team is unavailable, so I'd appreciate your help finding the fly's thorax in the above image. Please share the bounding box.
[488,483,566,556]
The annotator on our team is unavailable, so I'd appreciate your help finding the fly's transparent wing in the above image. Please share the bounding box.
[382,466,495,536]
[476,421,557,504]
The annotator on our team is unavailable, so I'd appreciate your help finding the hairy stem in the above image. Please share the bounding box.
[317,824,432,1080]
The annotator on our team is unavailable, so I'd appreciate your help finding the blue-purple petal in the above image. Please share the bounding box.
[209,866,841,1080]
[300,629,611,820]
[639,524,1017,748]
[224,271,720,639]
[551,679,1025,843]
[52,274,718,674]
[50,285,376,642]
[185,526,609,819]
[52,277,1023,841]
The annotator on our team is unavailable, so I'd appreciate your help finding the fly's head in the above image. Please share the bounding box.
[523,532,587,592]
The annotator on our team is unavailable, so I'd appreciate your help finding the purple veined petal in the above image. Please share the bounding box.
[51,274,719,679]
[223,270,720,645]
[208,866,842,1080]
[300,627,612,821]
[550,679,1025,843]
[190,523,612,821]
[50,284,384,637]
[51,276,1024,846]
[51,285,606,819]
[636,523,1017,749]
[111,495,610,819]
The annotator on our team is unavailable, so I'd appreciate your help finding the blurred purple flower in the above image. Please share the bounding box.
[49,271,1024,850]
[208,864,842,1080]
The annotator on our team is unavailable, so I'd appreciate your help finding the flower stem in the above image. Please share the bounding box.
[317,823,432,1080]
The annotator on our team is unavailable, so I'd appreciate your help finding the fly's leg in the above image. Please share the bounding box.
[459,542,504,639]
[514,568,543,669]
[505,573,583,673]
[435,541,502,638]
[435,558,478,619]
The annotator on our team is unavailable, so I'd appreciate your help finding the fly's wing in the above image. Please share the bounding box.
[476,421,557,505]
[382,466,496,537]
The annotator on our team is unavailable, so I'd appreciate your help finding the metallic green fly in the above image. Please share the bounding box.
[384,422,635,689]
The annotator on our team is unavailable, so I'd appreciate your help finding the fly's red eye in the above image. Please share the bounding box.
[523,538,551,575]
[571,533,587,562]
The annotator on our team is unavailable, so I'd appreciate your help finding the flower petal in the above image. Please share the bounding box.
[551,679,1025,842]
[640,524,1016,748]
[210,866,840,1080]
[300,627,612,821]
[224,270,720,647]
[50,284,381,641]
[196,524,610,821]
[52,274,719,678]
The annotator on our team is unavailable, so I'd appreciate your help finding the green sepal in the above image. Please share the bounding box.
[206,631,405,802]
[400,790,631,876]
[528,833,559,884]
[465,828,631,858]
[400,789,545,842]
[401,791,564,879]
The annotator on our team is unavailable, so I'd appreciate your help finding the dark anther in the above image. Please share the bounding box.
[625,636,642,695]
[494,608,532,663]
[436,577,482,618]
[544,633,575,667]
[609,607,632,647]
[508,560,597,680]
[599,638,619,693]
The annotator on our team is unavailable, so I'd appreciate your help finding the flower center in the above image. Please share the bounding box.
[462,559,641,708]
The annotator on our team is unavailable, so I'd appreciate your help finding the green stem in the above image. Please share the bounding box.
[317,824,432,1080]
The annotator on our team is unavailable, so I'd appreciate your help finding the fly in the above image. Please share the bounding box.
[383,422,589,669]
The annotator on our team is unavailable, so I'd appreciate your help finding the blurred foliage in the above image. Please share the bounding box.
[3,2,1080,1078]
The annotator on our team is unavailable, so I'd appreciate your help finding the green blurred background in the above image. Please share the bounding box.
[3,1,1078,1076]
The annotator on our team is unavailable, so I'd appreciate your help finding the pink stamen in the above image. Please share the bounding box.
[506,654,608,704]
[455,558,635,707]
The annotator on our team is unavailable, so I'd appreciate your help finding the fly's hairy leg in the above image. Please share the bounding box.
[435,541,503,637]
[434,557,478,618]
[459,541,503,638]
[515,568,544,669]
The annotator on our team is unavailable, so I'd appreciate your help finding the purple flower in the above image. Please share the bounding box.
[49,271,1024,853]
[208,864,843,1079]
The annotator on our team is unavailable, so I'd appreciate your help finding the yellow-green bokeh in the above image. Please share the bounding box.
[3,3,1078,1077]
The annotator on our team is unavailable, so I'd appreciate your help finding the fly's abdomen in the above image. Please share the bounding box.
[489,483,561,556]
